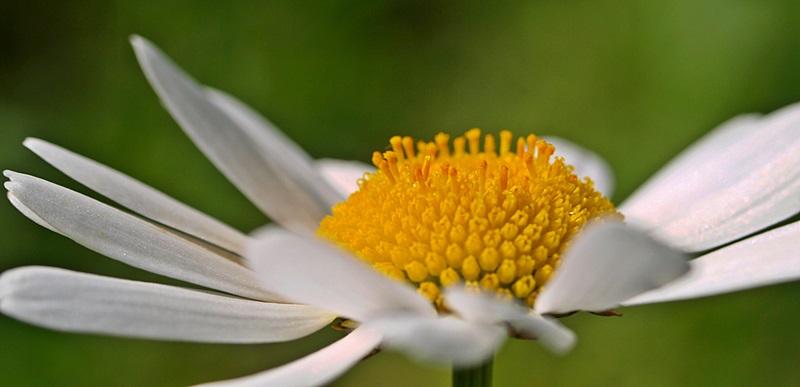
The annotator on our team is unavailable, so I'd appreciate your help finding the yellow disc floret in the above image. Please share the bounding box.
[318,129,620,309]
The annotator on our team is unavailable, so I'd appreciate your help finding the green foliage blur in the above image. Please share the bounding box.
[1,1,799,386]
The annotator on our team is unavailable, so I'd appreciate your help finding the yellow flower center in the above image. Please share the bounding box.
[318,129,620,309]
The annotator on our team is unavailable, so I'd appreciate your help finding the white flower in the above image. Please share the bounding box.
[2,35,799,386]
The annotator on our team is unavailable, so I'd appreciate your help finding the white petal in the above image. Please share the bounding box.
[509,312,577,355]
[535,222,689,314]
[546,136,615,199]
[315,158,374,197]
[4,171,283,302]
[445,288,576,354]
[0,266,333,342]
[620,105,800,251]
[197,326,383,387]
[24,138,249,255]
[368,315,505,367]
[247,227,435,322]
[624,220,800,306]
[7,192,58,233]
[204,88,345,209]
[131,35,337,234]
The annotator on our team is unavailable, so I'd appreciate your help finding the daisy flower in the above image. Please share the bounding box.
[2,36,799,386]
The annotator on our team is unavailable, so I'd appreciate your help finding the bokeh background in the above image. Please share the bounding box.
[2,1,800,386]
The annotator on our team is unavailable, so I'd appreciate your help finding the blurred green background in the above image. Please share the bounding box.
[2,1,799,386]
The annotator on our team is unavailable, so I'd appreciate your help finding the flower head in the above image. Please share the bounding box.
[1,36,799,386]
[318,129,620,308]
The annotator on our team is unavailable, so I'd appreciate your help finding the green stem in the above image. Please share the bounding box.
[452,357,493,387]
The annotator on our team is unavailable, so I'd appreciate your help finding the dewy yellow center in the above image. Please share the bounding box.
[318,129,620,309]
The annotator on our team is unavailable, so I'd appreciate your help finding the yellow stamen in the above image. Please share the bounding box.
[418,281,440,303]
[390,136,404,162]
[440,267,461,286]
[435,133,451,157]
[319,130,620,309]
[499,130,512,156]
[454,136,466,156]
[466,128,481,155]
[402,136,416,159]
[484,134,496,155]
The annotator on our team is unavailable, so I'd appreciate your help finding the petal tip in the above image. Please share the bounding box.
[22,138,53,159]
[547,328,577,355]
[130,35,164,77]
[3,172,21,191]
[0,266,32,312]
[129,34,149,51]
[0,269,14,302]
[22,137,41,149]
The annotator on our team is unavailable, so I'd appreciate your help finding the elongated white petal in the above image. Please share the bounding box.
[198,326,383,387]
[24,138,249,255]
[510,312,577,354]
[7,192,58,233]
[247,227,436,322]
[546,136,615,199]
[535,222,689,314]
[0,266,332,342]
[4,171,283,302]
[315,158,373,197]
[624,220,800,306]
[204,88,345,209]
[620,105,800,251]
[368,315,505,366]
[131,35,336,233]
[445,288,576,354]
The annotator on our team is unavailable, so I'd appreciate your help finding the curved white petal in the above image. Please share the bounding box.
[510,312,577,355]
[0,266,332,342]
[445,288,576,354]
[247,227,436,322]
[624,220,800,306]
[535,222,689,314]
[131,35,336,234]
[7,192,58,233]
[4,171,283,302]
[315,159,374,198]
[546,136,615,199]
[368,315,505,367]
[620,104,800,252]
[24,138,249,255]
[197,326,383,387]
[204,88,345,209]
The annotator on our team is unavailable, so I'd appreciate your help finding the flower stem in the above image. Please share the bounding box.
[452,357,493,387]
